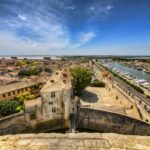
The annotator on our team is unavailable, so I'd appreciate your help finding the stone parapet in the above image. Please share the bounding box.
[0,133,150,150]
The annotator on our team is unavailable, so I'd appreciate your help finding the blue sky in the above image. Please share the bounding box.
[0,0,150,55]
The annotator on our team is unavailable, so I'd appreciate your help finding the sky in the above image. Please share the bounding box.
[0,0,150,55]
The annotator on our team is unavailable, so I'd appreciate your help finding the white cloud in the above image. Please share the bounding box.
[80,31,96,43]
[87,2,114,20]
[106,5,113,10]
[18,14,27,21]
[70,31,96,49]
[0,0,102,54]
[66,6,76,10]
[0,28,69,55]
[0,31,47,54]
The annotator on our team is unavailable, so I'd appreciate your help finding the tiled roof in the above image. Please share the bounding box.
[0,81,36,95]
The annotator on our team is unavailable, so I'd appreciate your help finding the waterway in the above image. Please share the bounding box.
[108,62,150,83]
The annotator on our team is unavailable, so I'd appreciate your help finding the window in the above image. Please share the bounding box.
[52,107,56,112]
[2,94,5,98]
[51,92,55,98]
[50,80,54,83]
[63,73,67,77]
[49,101,53,105]
[8,92,11,96]
[30,113,36,120]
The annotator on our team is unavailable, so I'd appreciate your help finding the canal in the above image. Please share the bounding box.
[108,62,150,83]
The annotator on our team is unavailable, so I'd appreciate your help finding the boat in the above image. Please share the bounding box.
[135,66,143,70]
[142,84,150,89]
[140,82,150,88]
[134,79,146,85]
[143,69,150,74]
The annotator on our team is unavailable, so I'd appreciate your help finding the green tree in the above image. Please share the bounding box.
[18,68,42,77]
[71,67,92,95]
[0,100,20,117]
[16,91,35,103]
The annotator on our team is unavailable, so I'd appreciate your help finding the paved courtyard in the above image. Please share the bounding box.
[79,86,140,119]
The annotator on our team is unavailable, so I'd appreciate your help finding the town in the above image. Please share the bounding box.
[1,0,150,149]
[0,56,149,136]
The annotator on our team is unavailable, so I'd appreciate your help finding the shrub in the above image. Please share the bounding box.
[91,79,105,87]
[45,67,52,73]
[146,95,150,99]
[0,100,20,117]
[16,91,35,102]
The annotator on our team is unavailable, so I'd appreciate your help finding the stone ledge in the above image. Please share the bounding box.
[0,133,150,150]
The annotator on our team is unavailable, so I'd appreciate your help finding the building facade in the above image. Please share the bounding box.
[0,81,39,100]
[40,69,73,123]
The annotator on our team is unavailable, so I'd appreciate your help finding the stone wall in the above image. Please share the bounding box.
[24,118,66,133]
[0,112,27,135]
[1,107,150,135]
[0,133,150,150]
[0,112,67,135]
[78,108,150,135]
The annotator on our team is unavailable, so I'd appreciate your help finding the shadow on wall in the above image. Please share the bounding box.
[79,90,98,103]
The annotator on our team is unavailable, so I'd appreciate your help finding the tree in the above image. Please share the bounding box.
[0,100,20,117]
[71,67,92,95]
[18,68,42,77]
[16,91,35,103]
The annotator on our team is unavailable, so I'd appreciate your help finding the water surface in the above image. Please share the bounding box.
[109,62,150,83]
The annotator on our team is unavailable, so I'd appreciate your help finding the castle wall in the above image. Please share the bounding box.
[78,108,150,135]
[0,112,27,135]
[1,106,150,135]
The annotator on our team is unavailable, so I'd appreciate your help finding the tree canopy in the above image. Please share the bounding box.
[18,68,42,77]
[0,100,21,117]
[71,66,92,95]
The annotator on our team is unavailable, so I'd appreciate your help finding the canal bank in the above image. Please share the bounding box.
[108,62,150,83]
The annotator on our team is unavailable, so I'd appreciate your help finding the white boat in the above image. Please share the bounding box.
[142,84,150,89]
[140,82,150,88]
[125,75,134,80]
[135,79,146,84]
[141,82,150,86]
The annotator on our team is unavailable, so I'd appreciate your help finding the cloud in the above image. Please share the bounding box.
[87,0,114,20]
[18,14,27,21]
[0,31,47,55]
[70,31,96,49]
[0,0,113,54]
[106,5,113,10]
[80,31,96,43]
[66,6,76,10]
